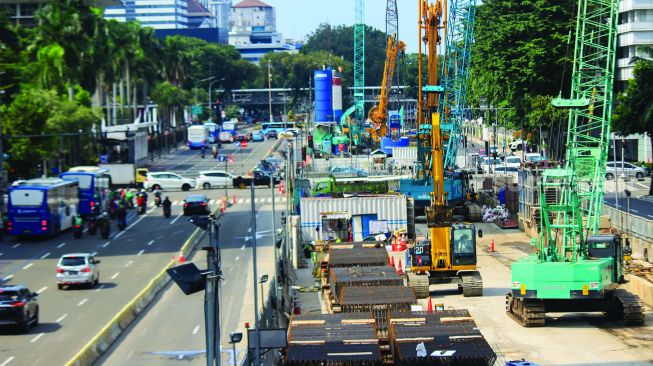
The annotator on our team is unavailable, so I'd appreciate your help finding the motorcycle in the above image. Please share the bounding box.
[163,205,171,218]
[100,219,110,239]
[87,216,98,236]
[73,222,83,239]
[154,195,162,207]
[108,201,117,219]
[117,208,127,230]
[137,196,147,215]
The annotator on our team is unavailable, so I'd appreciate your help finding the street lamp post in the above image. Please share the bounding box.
[229,332,243,366]
[268,61,273,123]
[208,77,225,117]
[259,274,269,327]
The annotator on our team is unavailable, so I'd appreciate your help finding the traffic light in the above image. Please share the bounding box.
[301,147,307,162]
[484,141,489,156]
[308,135,314,149]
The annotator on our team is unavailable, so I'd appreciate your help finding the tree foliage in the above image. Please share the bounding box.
[468,0,575,130]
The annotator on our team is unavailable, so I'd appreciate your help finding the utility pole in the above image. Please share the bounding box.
[250,181,261,366]
[268,61,273,123]
[204,217,222,366]
[0,88,4,216]
[270,174,279,306]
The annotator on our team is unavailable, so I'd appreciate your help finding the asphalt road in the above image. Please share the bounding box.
[0,135,279,366]
[98,190,281,365]
[603,192,653,220]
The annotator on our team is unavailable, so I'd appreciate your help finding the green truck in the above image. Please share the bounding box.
[310,176,389,197]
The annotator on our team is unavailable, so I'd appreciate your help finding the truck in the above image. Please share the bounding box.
[310,176,389,197]
[99,164,149,187]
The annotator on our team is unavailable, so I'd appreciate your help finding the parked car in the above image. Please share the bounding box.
[493,166,520,174]
[56,253,101,289]
[281,128,300,137]
[329,166,369,177]
[266,130,279,140]
[503,156,522,169]
[480,157,502,173]
[144,172,196,191]
[605,161,647,180]
[510,139,526,151]
[233,169,281,189]
[183,194,210,215]
[524,153,546,163]
[251,131,265,142]
[264,157,284,170]
[196,170,234,189]
[0,285,39,333]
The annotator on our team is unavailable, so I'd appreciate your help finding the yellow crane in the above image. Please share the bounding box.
[406,0,483,298]
[366,35,405,142]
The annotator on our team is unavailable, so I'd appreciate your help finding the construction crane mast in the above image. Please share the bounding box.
[507,0,645,327]
[386,0,401,110]
[353,0,365,124]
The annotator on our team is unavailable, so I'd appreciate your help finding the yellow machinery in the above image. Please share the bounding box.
[406,0,483,298]
[366,35,406,142]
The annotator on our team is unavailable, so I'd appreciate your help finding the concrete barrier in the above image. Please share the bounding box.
[65,212,213,366]
[623,274,653,309]
[602,205,652,263]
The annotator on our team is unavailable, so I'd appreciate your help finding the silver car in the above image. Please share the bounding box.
[605,161,646,180]
[56,253,101,289]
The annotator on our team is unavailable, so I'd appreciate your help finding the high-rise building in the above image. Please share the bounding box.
[0,0,119,26]
[104,0,189,29]
[617,0,653,90]
[206,0,231,29]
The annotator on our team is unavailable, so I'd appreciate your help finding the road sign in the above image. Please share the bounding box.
[218,154,226,162]
[241,140,248,148]
[234,141,241,148]
[191,105,203,115]
[99,154,108,164]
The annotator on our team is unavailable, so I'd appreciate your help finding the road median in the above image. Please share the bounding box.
[65,210,222,366]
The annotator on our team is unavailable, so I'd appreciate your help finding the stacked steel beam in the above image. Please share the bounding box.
[340,286,416,337]
[389,311,497,366]
[285,313,383,366]
[329,266,403,301]
[328,243,389,268]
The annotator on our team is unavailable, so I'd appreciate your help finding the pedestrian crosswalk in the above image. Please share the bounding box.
[148,196,288,207]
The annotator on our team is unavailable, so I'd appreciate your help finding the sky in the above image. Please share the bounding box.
[262,0,421,52]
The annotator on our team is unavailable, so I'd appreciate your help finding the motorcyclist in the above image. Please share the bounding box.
[125,189,135,209]
[73,215,83,238]
[117,201,127,229]
[98,211,111,237]
[153,188,162,206]
[162,196,172,217]
[201,145,206,158]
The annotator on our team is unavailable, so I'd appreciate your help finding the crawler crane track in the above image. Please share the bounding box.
[506,292,545,327]
[461,275,483,297]
[608,289,645,326]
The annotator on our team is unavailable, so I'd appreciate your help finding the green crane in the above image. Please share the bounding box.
[353,0,365,124]
[507,0,645,327]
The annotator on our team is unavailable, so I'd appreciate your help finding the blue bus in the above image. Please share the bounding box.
[261,122,287,136]
[187,125,210,149]
[60,167,112,216]
[204,122,219,143]
[7,178,79,237]
[221,121,237,136]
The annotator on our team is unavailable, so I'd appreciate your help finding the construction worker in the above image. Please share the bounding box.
[458,234,473,254]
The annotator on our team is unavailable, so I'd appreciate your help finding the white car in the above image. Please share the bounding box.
[503,156,522,169]
[56,253,100,289]
[196,170,234,189]
[524,153,546,163]
[480,157,502,173]
[144,172,196,191]
[509,139,526,151]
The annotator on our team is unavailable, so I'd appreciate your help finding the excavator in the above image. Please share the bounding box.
[365,35,405,144]
[406,0,483,298]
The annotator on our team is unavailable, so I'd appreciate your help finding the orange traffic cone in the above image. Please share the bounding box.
[427,297,433,313]
[232,195,237,204]
[397,259,404,275]
[389,256,395,268]
[178,250,185,263]
[490,239,495,252]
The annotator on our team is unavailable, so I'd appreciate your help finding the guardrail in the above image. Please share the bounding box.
[602,205,652,262]
[65,214,212,366]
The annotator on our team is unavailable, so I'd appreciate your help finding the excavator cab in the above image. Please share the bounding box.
[451,224,478,266]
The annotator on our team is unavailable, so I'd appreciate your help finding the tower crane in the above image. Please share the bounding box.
[507,0,645,327]
[406,0,483,298]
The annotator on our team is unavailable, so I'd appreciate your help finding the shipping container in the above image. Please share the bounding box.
[300,195,409,243]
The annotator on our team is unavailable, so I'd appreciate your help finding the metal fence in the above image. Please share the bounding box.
[603,206,652,262]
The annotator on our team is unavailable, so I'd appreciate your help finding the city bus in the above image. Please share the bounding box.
[60,167,112,216]
[221,121,237,136]
[7,178,79,237]
[261,122,287,136]
[204,122,219,143]
[187,125,210,149]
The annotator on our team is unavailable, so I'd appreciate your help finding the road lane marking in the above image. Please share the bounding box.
[22,263,33,270]
[77,298,88,306]
[631,209,639,213]
[3,274,13,281]
[111,272,120,280]
[102,242,110,248]
[137,250,145,256]
[0,357,14,366]
[235,256,240,261]
[57,242,66,248]
[30,333,44,343]
[114,230,125,239]
[170,213,183,225]
[91,252,97,257]
[11,244,20,249]
[248,227,252,233]
[95,284,105,292]
[147,240,154,246]
[229,267,234,272]
[241,244,245,251]
[40,252,50,259]
[37,286,47,294]
[192,325,200,335]
[56,314,68,323]
[125,260,133,267]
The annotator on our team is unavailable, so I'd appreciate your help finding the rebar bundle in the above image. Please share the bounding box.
[330,266,403,301]
[328,244,389,268]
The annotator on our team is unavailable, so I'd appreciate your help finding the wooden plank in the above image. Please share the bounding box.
[331,245,355,249]
[289,340,326,345]
[390,317,426,324]
[395,337,434,343]
[341,319,375,325]
[343,339,379,344]
[290,320,326,326]
[440,316,474,323]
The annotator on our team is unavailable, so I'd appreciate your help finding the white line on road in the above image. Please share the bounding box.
[235,256,240,261]
[3,275,13,281]
[147,240,154,246]
[192,325,200,335]
[11,244,20,249]
[90,252,97,257]
[30,333,44,343]
[241,244,245,251]
[137,250,145,256]
[125,260,133,267]
[37,286,47,294]
[57,242,66,248]
[22,263,33,270]
[56,314,68,323]
[147,207,157,214]
[247,227,252,233]
[111,272,120,280]
[631,209,639,213]
[40,252,50,259]
[0,357,14,366]
[170,213,183,225]
[95,284,104,292]
[102,242,110,248]
[114,230,125,239]
[77,298,88,306]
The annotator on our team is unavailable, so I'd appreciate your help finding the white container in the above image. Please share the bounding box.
[300,195,408,243]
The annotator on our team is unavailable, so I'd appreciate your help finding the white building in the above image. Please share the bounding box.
[205,0,231,29]
[617,0,653,88]
[104,0,189,29]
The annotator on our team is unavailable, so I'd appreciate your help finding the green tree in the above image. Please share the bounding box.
[613,47,653,195]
